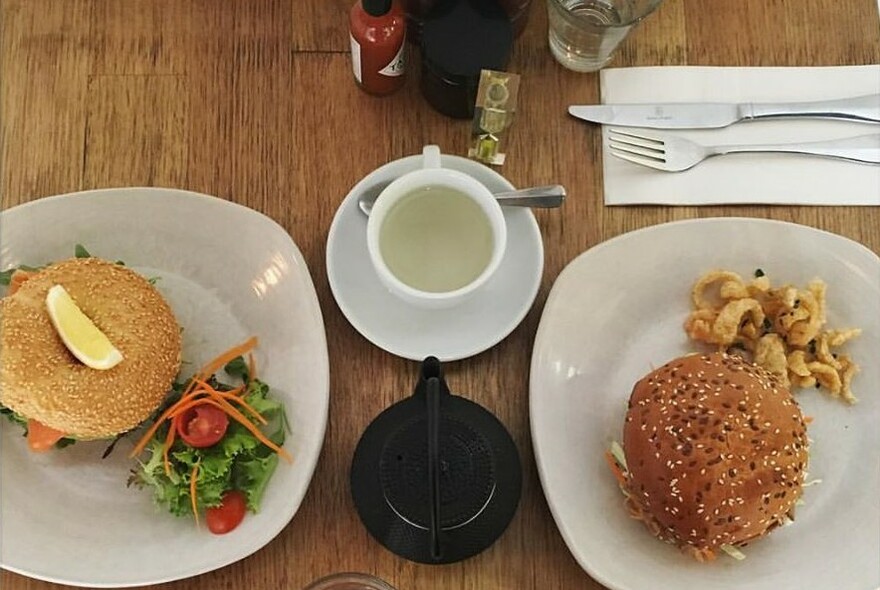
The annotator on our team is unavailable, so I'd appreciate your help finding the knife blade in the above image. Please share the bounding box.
[568,94,880,129]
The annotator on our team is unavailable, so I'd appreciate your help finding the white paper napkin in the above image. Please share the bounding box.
[598,65,880,206]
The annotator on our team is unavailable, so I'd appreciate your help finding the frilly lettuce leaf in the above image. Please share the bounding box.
[129,372,289,519]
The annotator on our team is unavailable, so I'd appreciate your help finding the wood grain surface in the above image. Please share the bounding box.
[1,1,878,589]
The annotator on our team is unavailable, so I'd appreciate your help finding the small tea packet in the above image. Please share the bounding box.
[468,69,520,166]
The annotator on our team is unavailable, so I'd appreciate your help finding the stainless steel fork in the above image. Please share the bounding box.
[608,129,880,172]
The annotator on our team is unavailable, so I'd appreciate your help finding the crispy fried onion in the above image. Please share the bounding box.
[712,299,765,345]
[839,356,859,404]
[691,270,744,310]
[754,334,789,386]
[787,350,811,377]
[684,308,717,343]
[684,270,861,403]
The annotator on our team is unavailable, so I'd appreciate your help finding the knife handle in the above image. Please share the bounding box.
[715,134,880,165]
[744,94,880,124]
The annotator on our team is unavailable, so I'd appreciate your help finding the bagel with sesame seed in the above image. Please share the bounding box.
[620,352,810,560]
[0,257,181,440]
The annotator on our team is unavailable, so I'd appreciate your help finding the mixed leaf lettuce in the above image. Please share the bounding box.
[128,376,287,516]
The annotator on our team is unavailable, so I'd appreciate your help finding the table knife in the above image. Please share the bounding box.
[568,94,880,129]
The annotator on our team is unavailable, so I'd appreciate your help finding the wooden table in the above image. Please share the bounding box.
[2,1,878,589]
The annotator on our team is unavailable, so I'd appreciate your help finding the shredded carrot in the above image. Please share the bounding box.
[192,398,291,463]
[130,402,189,458]
[167,388,267,426]
[190,461,201,527]
[217,391,266,424]
[181,383,244,401]
[130,337,291,487]
[247,352,256,383]
[197,337,258,385]
[189,378,266,424]
[222,385,245,397]
[130,339,259,458]
[166,397,211,419]
[604,451,627,488]
[163,423,177,476]
[209,393,269,428]
[178,337,257,399]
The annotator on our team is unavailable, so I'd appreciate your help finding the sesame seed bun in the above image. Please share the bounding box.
[0,257,181,439]
[622,352,809,555]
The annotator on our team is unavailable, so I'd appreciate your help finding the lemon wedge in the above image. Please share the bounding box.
[45,284,123,370]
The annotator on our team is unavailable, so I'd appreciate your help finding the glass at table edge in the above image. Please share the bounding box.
[303,572,397,590]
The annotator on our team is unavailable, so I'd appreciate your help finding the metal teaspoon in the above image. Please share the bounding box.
[357,184,566,216]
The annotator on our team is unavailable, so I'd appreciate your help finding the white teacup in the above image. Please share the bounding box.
[366,145,507,309]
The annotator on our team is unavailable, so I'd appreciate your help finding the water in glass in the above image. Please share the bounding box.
[548,0,655,72]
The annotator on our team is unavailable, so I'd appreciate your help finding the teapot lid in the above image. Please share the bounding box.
[350,357,522,564]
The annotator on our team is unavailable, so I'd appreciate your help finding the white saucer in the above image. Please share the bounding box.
[327,154,544,362]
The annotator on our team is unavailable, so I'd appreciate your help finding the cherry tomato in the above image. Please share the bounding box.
[206,490,247,535]
[174,403,228,448]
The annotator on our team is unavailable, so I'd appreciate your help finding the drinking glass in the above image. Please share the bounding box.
[547,0,663,72]
[303,573,396,590]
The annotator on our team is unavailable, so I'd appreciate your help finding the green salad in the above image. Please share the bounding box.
[128,356,290,533]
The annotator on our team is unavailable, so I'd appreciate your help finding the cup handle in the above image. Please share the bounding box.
[422,145,442,169]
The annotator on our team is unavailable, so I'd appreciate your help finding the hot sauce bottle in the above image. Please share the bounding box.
[350,0,407,96]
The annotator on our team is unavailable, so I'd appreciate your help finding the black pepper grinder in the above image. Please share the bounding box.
[419,0,513,119]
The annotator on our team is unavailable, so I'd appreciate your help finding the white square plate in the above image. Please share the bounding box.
[530,218,879,590]
[0,188,329,587]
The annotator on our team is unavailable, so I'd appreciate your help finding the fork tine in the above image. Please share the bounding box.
[608,128,664,144]
[609,135,665,153]
[608,129,666,154]
[609,148,669,171]
[609,140,666,160]
[608,129,664,148]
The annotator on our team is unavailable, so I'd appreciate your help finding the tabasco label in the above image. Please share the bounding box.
[350,34,363,83]
[378,38,405,77]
